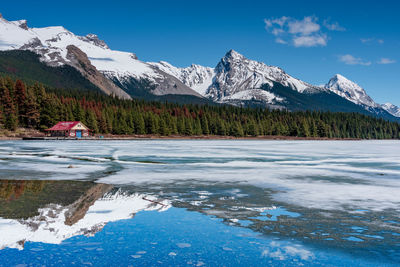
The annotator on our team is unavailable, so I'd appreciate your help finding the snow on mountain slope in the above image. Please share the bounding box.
[0,15,156,76]
[0,15,201,98]
[0,18,35,50]
[382,103,400,117]
[324,74,378,108]
[148,61,215,96]
[208,50,315,103]
[150,50,321,105]
[221,89,284,103]
[0,190,170,250]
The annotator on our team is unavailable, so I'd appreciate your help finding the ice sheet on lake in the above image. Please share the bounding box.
[0,140,399,212]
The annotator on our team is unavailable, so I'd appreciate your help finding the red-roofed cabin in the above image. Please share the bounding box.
[46,121,90,138]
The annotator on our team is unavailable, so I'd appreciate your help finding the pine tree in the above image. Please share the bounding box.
[1,82,18,131]
[247,120,258,136]
[14,80,27,126]
[25,87,40,128]
[184,118,193,136]
[177,117,185,134]
[201,115,209,135]
[73,102,85,121]
[194,118,202,135]
[135,113,146,134]
[85,110,99,134]
[159,117,170,136]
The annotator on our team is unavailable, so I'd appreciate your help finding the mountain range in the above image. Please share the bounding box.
[0,14,399,120]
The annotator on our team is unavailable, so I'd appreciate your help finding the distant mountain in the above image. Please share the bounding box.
[324,74,377,108]
[0,15,202,100]
[148,61,215,96]
[381,103,400,117]
[324,74,399,119]
[150,49,319,107]
[0,14,398,121]
[151,50,398,120]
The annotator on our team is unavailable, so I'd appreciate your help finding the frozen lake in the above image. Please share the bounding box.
[0,140,399,266]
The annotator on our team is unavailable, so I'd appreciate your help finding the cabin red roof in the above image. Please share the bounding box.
[46,121,81,131]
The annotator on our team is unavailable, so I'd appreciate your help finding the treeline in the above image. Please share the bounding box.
[0,76,399,139]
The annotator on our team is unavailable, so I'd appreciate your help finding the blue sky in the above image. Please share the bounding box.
[1,0,399,105]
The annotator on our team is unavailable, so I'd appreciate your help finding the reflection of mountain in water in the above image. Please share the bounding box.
[0,180,170,250]
[1,180,399,262]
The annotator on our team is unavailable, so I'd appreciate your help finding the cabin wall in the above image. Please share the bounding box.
[49,131,69,137]
[67,130,89,138]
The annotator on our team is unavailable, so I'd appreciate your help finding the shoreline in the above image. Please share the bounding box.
[0,134,389,141]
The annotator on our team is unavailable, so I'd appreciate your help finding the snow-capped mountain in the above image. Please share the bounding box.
[148,61,215,96]
[0,15,201,99]
[323,74,400,118]
[0,14,398,120]
[208,50,318,101]
[382,103,400,117]
[324,74,378,108]
[150,50,320,105]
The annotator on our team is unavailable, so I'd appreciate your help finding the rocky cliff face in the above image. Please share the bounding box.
[66,45,132,99]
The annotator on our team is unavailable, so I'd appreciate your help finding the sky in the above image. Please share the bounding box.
[1,0,399,105]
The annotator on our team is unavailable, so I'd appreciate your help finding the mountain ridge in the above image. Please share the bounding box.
[0,15,398,120]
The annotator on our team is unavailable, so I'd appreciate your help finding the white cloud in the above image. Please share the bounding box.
[361,38,384,44]
[377,58,396,64]
[293,34,327,47]
[338,54,372,66]
[275,38,287,44]
[288,16,320,35]
[267,17,288,28]
[264,16,340,47]
[323,20,346,31]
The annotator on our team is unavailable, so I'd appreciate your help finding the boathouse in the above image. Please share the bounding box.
[46,121,90,138]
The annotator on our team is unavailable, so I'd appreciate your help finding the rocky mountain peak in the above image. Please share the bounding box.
[224,49,244,61]
[327,74,363,92]
[78,33,109,49]
[14,19,28,30]
[381,103,400,117]
[325,74,378,108]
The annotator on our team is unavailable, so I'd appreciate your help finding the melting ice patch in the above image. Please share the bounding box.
[262,242,314,261]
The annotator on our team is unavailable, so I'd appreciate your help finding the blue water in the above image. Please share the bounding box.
[0,208,389,267]
[250,207,300,221]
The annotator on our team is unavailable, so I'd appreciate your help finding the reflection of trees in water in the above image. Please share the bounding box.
[0,180,47,201]
[0,180,97,220]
